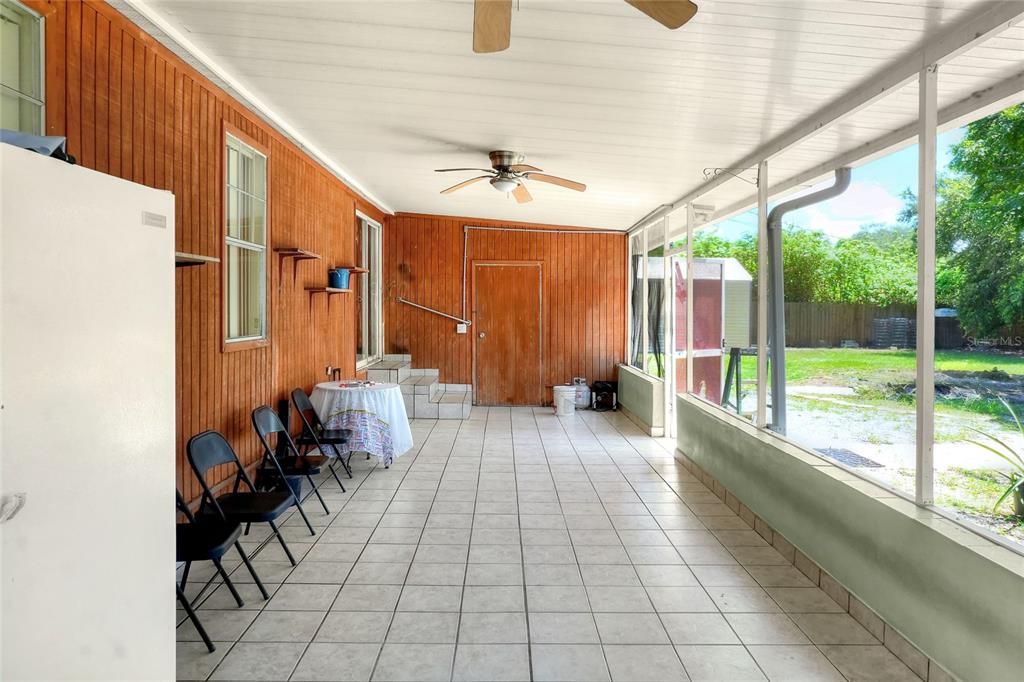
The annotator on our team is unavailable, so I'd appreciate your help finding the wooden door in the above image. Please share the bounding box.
[473,262,543,406]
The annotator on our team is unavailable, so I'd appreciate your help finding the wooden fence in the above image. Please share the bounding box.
[749,301,918,348]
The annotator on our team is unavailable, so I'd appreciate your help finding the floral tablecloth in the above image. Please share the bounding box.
[309,381,413,466]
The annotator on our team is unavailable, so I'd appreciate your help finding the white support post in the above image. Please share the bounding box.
[685,204,695,394]
[916,64,938,506]
[756,160,769,428]
[626,230,635,369]
[663,216,674,437]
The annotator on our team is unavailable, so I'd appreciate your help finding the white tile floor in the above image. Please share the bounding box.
[177,407,921,682]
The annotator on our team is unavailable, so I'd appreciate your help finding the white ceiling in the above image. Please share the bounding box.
[136,0,1023,229]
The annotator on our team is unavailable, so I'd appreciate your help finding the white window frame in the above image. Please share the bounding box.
[0,0,45,135]
[355,211,383,370]
[223,132,268,345]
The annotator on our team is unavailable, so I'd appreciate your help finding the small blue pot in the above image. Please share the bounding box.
[328,268,350,289]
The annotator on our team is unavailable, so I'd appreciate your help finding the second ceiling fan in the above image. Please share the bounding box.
[473,0,698,53]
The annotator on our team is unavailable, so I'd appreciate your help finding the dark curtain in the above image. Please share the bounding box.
[630,254,644,368]
[648,278,664,377]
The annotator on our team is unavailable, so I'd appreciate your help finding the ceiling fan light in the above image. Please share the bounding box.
[490,176,519,193]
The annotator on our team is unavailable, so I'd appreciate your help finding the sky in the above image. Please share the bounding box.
[708,128,966,242]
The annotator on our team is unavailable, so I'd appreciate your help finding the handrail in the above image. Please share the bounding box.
[397,297,472,326]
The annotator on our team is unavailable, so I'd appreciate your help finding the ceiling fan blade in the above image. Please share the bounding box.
[509,164,543,173]
[435,167,496,173]
[473,0,512,53]
[625,0,698,29]
[512,183,533,204]
[525,173,586,192]
[440,175,491,195]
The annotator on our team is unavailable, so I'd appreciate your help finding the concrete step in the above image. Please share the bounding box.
[401,378,473,420]
[399,375,442,400]
[364,358,412,384]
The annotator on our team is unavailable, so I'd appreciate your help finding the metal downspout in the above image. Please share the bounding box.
[768,167,852,434]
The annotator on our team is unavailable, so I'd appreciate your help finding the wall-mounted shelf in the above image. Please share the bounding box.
[176,252,220,268]
[275,247,321,286]
[305,287,351,295]
[345,266,369,274]
[275,247,321,261]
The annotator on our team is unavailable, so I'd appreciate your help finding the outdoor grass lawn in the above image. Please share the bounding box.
[739,347,1024,385]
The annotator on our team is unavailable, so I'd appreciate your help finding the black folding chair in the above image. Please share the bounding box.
[186,430,300,565]
[251,405,330,528]
[292,387,353,484]
[176,490,268,604]
[177,585,215,653]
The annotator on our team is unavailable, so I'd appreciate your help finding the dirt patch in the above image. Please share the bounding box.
[874,370,1024,411]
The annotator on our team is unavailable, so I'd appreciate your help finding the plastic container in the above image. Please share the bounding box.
[328,267,350,289]
[553,385,576,417]
[573,377,590,409]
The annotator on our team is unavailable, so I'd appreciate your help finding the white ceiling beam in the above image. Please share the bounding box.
[628,0,1024,232]
[707,68,1024,225]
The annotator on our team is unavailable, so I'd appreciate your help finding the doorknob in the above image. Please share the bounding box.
[478,332,486,339]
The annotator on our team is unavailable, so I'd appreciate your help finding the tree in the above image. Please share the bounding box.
[900,104,1024,335]
[691,232,757,279]
[693,225,916,305]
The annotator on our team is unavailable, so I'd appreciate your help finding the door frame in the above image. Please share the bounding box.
[471,260,544,406]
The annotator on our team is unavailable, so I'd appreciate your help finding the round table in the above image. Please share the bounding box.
[309,381,414,467]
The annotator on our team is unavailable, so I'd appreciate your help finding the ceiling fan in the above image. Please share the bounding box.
[473,0,698,53]
[436,150,586,204]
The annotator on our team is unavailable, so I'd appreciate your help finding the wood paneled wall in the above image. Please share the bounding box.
[30,0,385,501]
[384,213,627,402]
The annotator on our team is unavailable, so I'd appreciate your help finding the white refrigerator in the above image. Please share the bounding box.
[0,144,175,680]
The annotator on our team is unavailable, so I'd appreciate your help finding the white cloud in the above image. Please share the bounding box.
[785,180,905,240]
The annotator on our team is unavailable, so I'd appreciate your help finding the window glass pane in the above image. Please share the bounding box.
[250,196,266,246]
[225,138,267,247]
[226,189,239,239]
[1,89,40,134]
[226,146,239,188]
[225,244,264,340]
[929,103,1024,548]
[629,231,645,371]
[224,134,267,342]
[356,219,381,364]
[0,1,41,101]
[684,210,759,420]
[225,185,266,245]
[670,234,686,396]
[369,226,381,358]
[646,220,666,378]
[252,152,266,198]
[774,147,917,496]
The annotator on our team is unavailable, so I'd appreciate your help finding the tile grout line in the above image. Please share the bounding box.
[575,410,707,680]
[319,419,441,682]
[587,410,780,680]
[549,410,620,682]
[449,414,483,682]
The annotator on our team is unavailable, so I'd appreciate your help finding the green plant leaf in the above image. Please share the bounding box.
[996,394,1024,439]
[965,440,1024,475]
[992,476,1024,513]
[965,427,1024,470]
